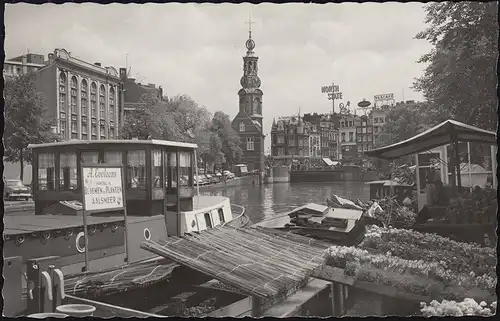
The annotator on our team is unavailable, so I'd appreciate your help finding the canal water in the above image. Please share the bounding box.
[201,181,370,223]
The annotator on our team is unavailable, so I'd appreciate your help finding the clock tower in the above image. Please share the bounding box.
[231,16,265,175]
[238,23,263,127]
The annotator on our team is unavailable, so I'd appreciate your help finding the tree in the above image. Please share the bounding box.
[210,111,242,168]
[413,2,498,131]
[4,74,59,181]
[377,102,433,148]
[373,102,433,169]
[164,95,212,143]
[121,93,169,140]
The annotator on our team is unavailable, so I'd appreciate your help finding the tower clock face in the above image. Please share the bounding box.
[255,77,261,88]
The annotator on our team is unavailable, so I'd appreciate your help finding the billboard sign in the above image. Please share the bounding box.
[374,93,394,101]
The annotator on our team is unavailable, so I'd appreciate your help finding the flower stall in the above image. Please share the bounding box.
[320,225,496,316]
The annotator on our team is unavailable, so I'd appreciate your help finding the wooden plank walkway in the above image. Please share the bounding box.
[4,215,124,236]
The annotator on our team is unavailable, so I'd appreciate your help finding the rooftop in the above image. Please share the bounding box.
[28,139,198,150]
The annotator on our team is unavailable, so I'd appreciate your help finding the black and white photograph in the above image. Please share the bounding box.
[2,1,498,318]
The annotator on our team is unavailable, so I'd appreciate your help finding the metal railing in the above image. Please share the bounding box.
[224,204,250,228]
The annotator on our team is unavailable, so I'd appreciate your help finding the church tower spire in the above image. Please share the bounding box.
[239,14,263,128]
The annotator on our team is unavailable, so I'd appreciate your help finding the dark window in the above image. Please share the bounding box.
[152,149,162,188]
[204,213,213,229]
[59,152,77,190]
[218,208,225,224]
[38,153,55,191]
[127,150,146,189]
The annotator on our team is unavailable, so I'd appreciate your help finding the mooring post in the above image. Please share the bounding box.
[251,296,261,317]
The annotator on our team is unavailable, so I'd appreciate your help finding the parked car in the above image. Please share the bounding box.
[4,179,32,201]
[205,174,219,184]
[214,172,223,178]
[223,170,235,179]
[194,175,209,186]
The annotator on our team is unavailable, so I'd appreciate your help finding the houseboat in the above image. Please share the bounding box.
[3,139,250,316]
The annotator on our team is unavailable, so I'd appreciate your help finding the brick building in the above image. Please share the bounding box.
[35,48,122,141]
[3,53,45,79]
[231,29,265,172]
[120,68,164,112]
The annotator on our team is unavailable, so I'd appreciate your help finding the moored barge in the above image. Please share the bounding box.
[3,139,250,317]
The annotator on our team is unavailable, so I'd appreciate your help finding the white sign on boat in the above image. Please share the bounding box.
[82,167,125,212]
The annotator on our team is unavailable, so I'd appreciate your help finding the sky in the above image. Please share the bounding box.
[5,3,433,152]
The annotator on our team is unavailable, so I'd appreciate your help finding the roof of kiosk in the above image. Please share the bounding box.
[28,139,198,150]
[365,120,496,160]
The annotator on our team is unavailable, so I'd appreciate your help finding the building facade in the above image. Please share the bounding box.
[370,107,389,148]
[3,53,45,79]
[120,69,164,109]
[339,115,358,161]
[35,49,122,141]
[270,116,310,165]
[356,114,374,156]
[231,29,265,171]
[302,113,340,160]
[308,127,321,159]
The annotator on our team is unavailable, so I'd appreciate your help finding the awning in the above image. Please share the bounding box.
[365,120,496,160]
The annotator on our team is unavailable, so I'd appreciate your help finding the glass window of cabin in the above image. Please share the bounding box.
[218,208,225,224]
[127,150,146,188]
[152,149,162,188]
[167,152,178,188]
[165,152,177,188]
[179,151,193,187]
[38,153,55,191]
[59,152,77,190]
[104,151,122,164]
[204,213,213,229]
[81,151,100,164]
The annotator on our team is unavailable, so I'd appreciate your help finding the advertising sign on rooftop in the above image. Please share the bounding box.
[374,93,394,101]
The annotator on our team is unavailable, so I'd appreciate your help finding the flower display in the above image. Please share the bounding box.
[420,298,496,317]
[360,225,496,279]
[325,225,497,309]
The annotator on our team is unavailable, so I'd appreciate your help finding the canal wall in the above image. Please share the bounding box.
[264,166,290,184]
[290,169,378,183]
[199,175,259,192]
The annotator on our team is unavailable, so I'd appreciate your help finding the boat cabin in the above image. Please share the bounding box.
[365,180,414,204]
[29,139,198,217]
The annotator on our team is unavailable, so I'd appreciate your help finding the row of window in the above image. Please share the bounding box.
[356,127,373,134]
[373,117,385,124]
[37,150,193,191]
[357,135,373,142]
[341,132,355,142]
[357,144,373,152]
[3,64,41,75]
[59,71,117,140]
[59,119,115,140]
[203,208,226,229]
[59,72,116,118]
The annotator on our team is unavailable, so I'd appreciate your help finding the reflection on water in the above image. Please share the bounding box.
[202,181,370,223]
